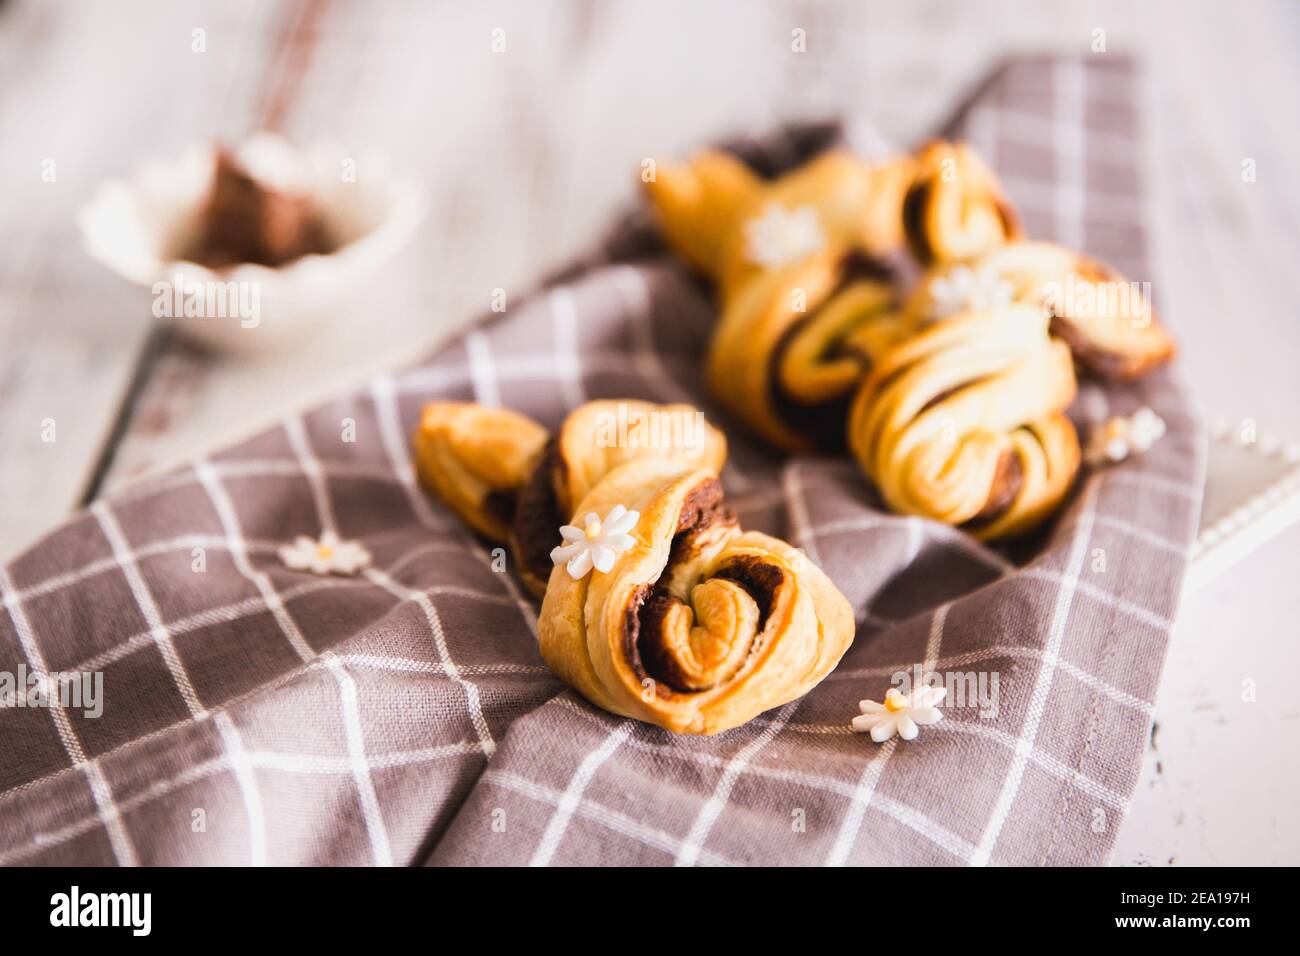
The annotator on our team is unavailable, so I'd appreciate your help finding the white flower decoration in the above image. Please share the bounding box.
[1085,406,1167,466]
[851,686,946,742]
[551,505,639,580]
[927,264,1013,320]
[743,203,826,269]
[279,530,372,576]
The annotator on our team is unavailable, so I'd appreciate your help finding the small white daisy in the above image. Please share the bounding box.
[550,505,639,580]
[743,203,826,269]
[851,685,947,742]
[927,264,1013,320]
[1085,406,1167,466]
[279,530,372,576]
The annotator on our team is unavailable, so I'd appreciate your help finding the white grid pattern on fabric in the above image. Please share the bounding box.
[213,711,267,866]
[0,735,486,866]
[195,462,314,663]
[90,499,205,718]
[0,643,538,816]
[827,643,1154,716]
[971,479,1101,866]
[528,720,635,867]
[285,409,499,762]
[673,698,803,867]
[483,767,737,867]
[324,654,395,866]
[0,563,138,866]
[825,597,952,865]
[548,695,983,864]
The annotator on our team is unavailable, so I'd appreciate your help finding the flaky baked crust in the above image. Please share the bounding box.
[847,305,1081,540]
[414,399,727,597]
[640,150,762,278]
[707,247,903,452]
[415,399,854,734]
[902,140,1021,265]
[538,462,855,734]
[413,402,550,541]
[919,241,1176,380]
[643,147,913,292]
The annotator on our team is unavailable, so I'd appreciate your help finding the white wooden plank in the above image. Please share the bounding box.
[0,0,289,558]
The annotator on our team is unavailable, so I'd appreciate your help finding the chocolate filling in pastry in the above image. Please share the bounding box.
[711,556,783,631]
[483,488,518,529]
[901,180,933,263]
[961,450,1024,530]
[1048,316,1131,381]
[914,381,1026,528]
[622,478,787,696]
[766,251,894,450]
[871,375,1025,529]
[511,441,565,587]
[901,179,1017,265]
[766,340,856,450]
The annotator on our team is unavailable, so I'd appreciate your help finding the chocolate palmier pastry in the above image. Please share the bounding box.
[708,247,904,452]
[643,148,914,298]
[415,399,727,597]
[640,149,762,278]
[414,403,550,542]
[539,459,855,734]
[906,241,1174,380]
[847,304,1081,540]
[901,140,1021,266]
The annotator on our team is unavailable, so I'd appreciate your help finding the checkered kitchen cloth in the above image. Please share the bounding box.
[0,56,1203,866]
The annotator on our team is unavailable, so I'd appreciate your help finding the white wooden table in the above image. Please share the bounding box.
[2,0,1296,865]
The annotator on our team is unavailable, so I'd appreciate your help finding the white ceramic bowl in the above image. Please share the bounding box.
[78,133,425,353]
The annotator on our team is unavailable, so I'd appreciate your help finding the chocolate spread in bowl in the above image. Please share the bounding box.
[188,149,333,269]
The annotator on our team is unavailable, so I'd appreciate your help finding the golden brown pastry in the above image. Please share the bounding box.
[901,140,1021,266]
[847,304,1081,540]
[415,399,855,734]
[539,459,855,734]
[641,144,925,454]
[414,399,726,597]
[707,247,904,452]
[906,241,1175,380]
[413,403,549,542]
[643,147,914,297]
[640,149,761,278]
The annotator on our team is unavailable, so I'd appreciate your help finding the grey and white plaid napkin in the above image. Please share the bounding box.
[0,55,1203,866]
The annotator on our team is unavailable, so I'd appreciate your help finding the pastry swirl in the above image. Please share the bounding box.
[415,400,727,597]
[644,147,913,294]
[902,140,1021,265]
[847,304,1081,540]
[708,248,903,452]
[539,461,855,734]
[912,241,1175,380]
